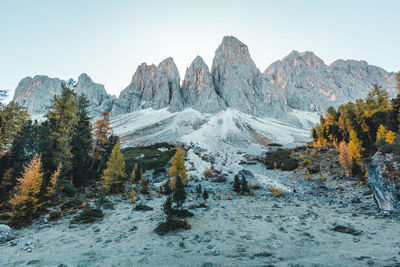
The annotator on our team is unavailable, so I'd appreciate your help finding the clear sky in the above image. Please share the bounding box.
[1,0,399,102]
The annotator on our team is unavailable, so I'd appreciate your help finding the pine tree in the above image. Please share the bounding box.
[71,94,92,186]
[233,175,241,193]
[47,163,62,204]
[163,196,173,223]
[168,149,187,184]
[162,179,172,195]
[339,141,352,177]
[9,154,43,225]
[202,188,209,203]
[195,184,202,197]
[0,168,13,198]
[173,176,186,210]
[97,134,119,174]
[101,141,126,193]
[45,82,77,178]
[0,101,29,154]
[240,175,249,194]
[92,111,111,172]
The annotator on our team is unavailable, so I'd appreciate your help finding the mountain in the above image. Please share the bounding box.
[211,36,288,118]
[12,36,397,122]
[13,75,63,114]
[119,57,183,112]
[181,56,226,113]
[264,51,396,113]
[12,73,130,118]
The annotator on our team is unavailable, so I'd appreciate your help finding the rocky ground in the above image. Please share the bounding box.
[1,161,400,267]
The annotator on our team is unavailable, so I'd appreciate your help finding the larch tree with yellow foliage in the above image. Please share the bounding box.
[9,154,43,225]
[91,111,111,172]
[101,141,126,193]
[47,163,62,203]
[385,130,396,144]
[168,148,187,185]
[338,141,352,177]
[348,130,364,167]
[376,125,387,141]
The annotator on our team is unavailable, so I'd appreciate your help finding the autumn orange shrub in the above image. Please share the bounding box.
[227,195,232,200]
[203,168,213,178]
[269,187,283,198]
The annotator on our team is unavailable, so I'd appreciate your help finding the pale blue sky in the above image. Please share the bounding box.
[1,0,399,101]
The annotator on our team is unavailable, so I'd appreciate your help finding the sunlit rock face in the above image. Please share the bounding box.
[75,73,108,107]
[211,36,287,117]
[13,75,63,114]
[182,56,226,113]
[119,57,183,112]
[264,50,397,114]
[13,73,123,117]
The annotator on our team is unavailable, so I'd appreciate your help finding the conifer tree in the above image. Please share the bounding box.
[376,125,387,141]
[202,188,209,203]
[339,141,352,176]
[101,141,126,193]
[130,163,138,183]
[47,163,62,203]
[195,184,202,197]
[0,168,13,198]
[162,179,172,195]
[96,134,119,174]
[71,94,92,186]
[168,148,187,184]
[173,176,186,210]
[233,175,241,193]
[92,111,111,171]
[0,101,29,154]
[45,82,77,178]
[9,154,43,225]
[348,130,364,167]
[240,175,249,194]
[163,196,173,222]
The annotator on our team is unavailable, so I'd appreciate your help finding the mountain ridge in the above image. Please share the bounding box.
[12,36,397,120]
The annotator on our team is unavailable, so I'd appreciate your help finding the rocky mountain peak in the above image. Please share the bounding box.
[283,50,324,68]
[264,51,396,113]
[212,36,286,117]
[181,56,226,113]
[75,73,108,107]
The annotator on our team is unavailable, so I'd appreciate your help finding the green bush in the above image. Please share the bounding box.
[122,143,176,176]
[70,207,103,224]
[59,180,77,197]
[264,149,298,171]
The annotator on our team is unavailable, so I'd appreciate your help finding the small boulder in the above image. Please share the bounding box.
[0,224,14,244]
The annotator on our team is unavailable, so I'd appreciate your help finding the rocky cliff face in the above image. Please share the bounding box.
[13,75,63,114]
[181,56,226,113]
[12,73,126,117]
[211,36,287,117]
[264,51,396,114]
[119,58,183,112]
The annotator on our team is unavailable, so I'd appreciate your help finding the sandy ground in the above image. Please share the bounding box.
[1,164,400,267]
